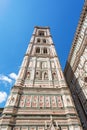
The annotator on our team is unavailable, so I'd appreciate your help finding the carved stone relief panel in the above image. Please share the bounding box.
[45,96,50,108]
[13,127,20,130]
[39,95,44,108]
[32,95,38,107]
[13,126,81,130]
[38,127,44,130]
[19,95,26,107]
[21,127,28,130]
[51,96,57,107]
[25,95,32,107]
[6,94,19,107]
[30,127,36,130]
[18,94,65,109]
[57,96,63,108]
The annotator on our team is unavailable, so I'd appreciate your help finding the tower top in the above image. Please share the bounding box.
[34,26,50,29]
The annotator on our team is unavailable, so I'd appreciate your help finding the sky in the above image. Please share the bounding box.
[0,0,84,107]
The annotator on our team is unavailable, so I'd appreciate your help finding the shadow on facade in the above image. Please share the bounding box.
[64,61,87,130]
[0,108,3,118]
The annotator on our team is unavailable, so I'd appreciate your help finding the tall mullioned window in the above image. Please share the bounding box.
[43,39,46,43]
[36,47,40,53]
[39,31,44,36]
[37,38,40,43]
[43,48,47,54]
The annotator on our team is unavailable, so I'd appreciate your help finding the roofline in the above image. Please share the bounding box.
[34,26,50,29]
[67,1,87,62]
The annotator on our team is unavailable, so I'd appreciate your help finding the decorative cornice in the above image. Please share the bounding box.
[34,26,50,29]
[32,34,52,37]
[68,1,87,63]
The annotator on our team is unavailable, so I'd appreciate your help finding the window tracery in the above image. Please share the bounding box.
[43,39,46,43]
[43,48,47,54]
[36,47,40,53]
[39,31,44,36]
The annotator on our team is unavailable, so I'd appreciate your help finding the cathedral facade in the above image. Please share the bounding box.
[64,0,87,130]
[0,26,82,130]
[0,1,87,130]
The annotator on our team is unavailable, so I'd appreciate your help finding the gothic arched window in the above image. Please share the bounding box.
[43,39,46,43]
[35,71,41,79]
[37,38,40,43]
[52,72,57,80]
[39,31,44,36]
[43,48,47,54]
[36,47,40,53]
[44,72,48,79]
[26,72,30,79]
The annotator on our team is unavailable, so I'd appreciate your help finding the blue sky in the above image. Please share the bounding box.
[0,0,84,107]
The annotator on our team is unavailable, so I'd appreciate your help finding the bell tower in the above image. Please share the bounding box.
[0,26,82,130]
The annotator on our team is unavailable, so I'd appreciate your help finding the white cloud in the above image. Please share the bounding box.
[0,74,12,83]
[0,73,17,87]
[0,91,7,103]
[9,73,17,80]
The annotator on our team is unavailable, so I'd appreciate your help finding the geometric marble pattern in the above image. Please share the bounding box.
[0,26,82,130]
